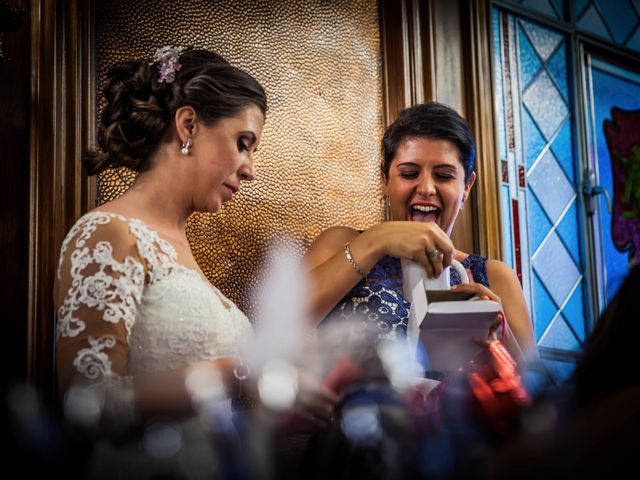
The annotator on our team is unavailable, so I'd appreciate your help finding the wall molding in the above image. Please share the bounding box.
[464,0,503,260]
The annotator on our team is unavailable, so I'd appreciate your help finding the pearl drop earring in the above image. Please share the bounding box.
[460,199,465,210]
[180,136,191,156]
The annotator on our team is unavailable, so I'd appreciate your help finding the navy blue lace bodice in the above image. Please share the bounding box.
[323,253,489,340]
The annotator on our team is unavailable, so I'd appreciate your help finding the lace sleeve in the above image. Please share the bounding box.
[54,213,146,396]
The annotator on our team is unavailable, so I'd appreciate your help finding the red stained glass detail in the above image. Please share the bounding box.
[512,199,522,285]
[518,165,526,188]
[501,160,509,183]
[501,12,515,152]
[603,108,640,261]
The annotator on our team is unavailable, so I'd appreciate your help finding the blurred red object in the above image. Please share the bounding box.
[467,340,531,435]
[408,339,531,438]
[323,356,364,395]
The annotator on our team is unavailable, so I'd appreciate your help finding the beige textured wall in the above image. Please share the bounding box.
[95,0,384,318]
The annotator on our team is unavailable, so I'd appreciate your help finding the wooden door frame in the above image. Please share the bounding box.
[28,0,96,398]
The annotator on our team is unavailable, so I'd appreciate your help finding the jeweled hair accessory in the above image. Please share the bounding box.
[151,46,183,83]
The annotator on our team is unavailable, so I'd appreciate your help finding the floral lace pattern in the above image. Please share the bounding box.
[450,253,489,287]
[57,213,145,340]
[56,211,252,384]
[73,336,117,380]
[324,254,489,342]
[324,256,410,341]
[59,242,144,340]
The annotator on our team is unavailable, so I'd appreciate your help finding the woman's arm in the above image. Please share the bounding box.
[54,216,237,424]
[304,226,371,322]
[55,221,338,431]
[485,260,538,361]
[131,357,240,422]
[304,221,455,322]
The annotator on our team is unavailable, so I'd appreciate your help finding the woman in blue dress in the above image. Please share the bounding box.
[304,102,537,363]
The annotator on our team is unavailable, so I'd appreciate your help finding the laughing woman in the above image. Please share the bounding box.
[304,102,537,363]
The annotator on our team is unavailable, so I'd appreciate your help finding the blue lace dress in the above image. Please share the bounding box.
[323,253,489,341]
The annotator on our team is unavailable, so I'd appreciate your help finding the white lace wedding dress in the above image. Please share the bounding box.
[55,211,252,477]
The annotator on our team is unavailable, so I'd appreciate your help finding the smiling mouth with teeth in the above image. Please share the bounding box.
[411,205,440,223]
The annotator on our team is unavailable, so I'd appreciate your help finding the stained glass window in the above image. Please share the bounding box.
[493,0,640,383]
[493,10,588,381]
[501,1,640,53]
[583,57,640,303]
[576,0,640,53]
[499,0,567,21]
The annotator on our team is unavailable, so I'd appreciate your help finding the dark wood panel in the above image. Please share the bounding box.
[0,0,31,388]
[27,0,95,403]
[380,0,408,126]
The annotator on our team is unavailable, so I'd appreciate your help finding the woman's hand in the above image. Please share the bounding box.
[450,277,502,303]
[270,370,340,433]
[304,221,457,322]
[451,274,503,341]
[364,221,455,278]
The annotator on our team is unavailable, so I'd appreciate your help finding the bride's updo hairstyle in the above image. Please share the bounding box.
[84,48,267,175]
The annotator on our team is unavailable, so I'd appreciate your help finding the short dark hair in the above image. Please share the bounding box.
[84,48,267,175]
[381,102,475,182]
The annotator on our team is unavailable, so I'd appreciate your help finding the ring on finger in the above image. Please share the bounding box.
[427,249,439,259]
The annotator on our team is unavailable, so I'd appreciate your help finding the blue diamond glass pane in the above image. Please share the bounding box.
[518,24,543,90]
[594,0,638,44]
[626,25,640,52]
[528,191,553,253]
[522,0,559,19]
[550,0,565,19]
[521,19,563,61]
[562,282,587,343]
[523,71,568,140]
[575,0,590,17]
[522,107,547,170]
[577,5,613,41]
[550,119,575,182]
[556,200,581,265]
[501,185,514,268]
[494,9,508,161]
[533,271,557,340]
[547,43,568,103]
[528,150,574,223]
[541,357,576,385]
[534,231,580,307]
[540,315,581,351]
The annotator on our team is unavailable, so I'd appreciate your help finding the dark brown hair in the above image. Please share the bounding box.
[84,49,267,175]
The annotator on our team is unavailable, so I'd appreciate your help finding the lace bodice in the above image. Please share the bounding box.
[55,211,252,390]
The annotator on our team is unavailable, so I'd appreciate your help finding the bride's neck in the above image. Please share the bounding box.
[121,167,192,236]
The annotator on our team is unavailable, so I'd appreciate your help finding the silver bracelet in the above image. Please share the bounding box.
[233,361,250,397]
[343,242,368,277]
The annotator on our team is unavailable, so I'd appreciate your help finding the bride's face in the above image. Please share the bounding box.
[190,106,264,213]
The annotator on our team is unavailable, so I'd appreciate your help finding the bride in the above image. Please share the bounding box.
[54,47,337,477]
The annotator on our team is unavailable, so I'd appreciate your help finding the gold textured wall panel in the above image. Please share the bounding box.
[95,0,384,319]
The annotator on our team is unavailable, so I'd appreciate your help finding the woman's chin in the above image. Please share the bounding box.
[197,199,222,214]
